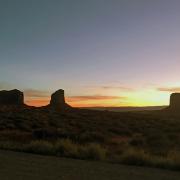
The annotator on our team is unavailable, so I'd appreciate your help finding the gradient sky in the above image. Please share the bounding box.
[1,0,180,107]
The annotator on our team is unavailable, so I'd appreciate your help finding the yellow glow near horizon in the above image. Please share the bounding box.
[125,90,170,106]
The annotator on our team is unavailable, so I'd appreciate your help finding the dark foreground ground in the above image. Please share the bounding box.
[0,150,180,180]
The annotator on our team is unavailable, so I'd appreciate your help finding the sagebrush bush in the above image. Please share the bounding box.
[119,148,180,170]
[55,139,107,160]
[78,131,106,143]
[130,134,145,147]
[0,141,22,151]
[25,140,55,155]
[1,140,180,170]
[78,143,107,160]
[55,139,78,158]
[120,148,151,166]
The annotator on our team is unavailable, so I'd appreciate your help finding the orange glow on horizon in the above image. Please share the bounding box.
[25,98,50,107]
[25,97,126,107]
[24,88,172,107]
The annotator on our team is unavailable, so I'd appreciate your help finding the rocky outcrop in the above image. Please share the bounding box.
[168,93,180,111]
[0,89,24,106]
[49,89,71,110]
[0,88,71,111]
[164,93,180,115]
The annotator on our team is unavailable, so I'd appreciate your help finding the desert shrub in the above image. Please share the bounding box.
[32,128,58,139]
[0,138,107,160]
[78,131,106,143]
[165,150,180,170]
[120,148,151,166]
[0,130,32,142]
[108,127,132,136]
[0,141,22,151]
[55,139,78,158]
[0,140,180,170]
[25,140,55,155]
[3,122,16,129]
[13,118,31,131]
[55,139,107,160]
[146,133,171,155]
[79,143,107,160]
[168,150,180,161]
[129,134,145,147]
[119,148,180,170]
[56,129,72,139]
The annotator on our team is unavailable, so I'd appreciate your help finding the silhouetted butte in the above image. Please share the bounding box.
[0,89,24,106]
[49,89,71,111]
[165,93,180,114]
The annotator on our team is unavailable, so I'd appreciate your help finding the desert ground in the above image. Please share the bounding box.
[0,150,180,180]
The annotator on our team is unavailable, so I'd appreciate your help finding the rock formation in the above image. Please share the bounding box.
[0,88,71,111]
[49,89,71,110]
[0,89,24,106]
[168,93,180,111]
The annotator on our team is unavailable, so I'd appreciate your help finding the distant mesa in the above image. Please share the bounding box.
[50,89,65,106]
[0,89,71,111]
[167,93,180,112]
[49,89,71,110]
[164,93,180,115]
[0,89,24,106]
[0,89,180,113]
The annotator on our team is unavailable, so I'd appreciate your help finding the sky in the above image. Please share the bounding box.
[0,0,180,107]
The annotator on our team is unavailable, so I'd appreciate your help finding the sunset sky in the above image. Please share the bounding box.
[1,0,180,107]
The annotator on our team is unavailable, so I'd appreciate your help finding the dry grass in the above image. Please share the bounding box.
[0,139,107,161]
[0,107,180,170]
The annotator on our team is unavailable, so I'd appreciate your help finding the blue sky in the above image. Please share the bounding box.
[1,0,180,106]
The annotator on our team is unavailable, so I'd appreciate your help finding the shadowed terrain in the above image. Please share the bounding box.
[0,89,180,171]
[0,150,180,180]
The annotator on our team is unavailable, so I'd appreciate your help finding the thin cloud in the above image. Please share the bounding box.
[24,89,50,98]
[82,85,134,91]
[101,86,133,91]
[67,95,126,102]
[157,87,180,93]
